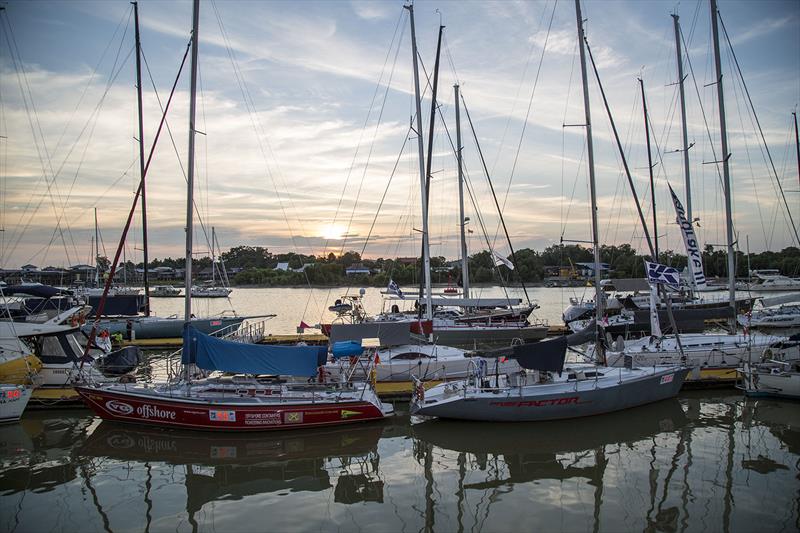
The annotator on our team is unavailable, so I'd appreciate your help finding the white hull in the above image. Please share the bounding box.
[0,385,32,422]
[605,333,796,371]
[738,362,800,399]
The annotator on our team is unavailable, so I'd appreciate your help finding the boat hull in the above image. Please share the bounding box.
[412,367,689,422]
[83,316,245,340]
[75,386,389,431]
[0,385,32,422]
[431,325,548,349]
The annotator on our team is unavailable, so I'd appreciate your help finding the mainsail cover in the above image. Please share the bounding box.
[668,185,707,290]
[511,336,568,374]
[182,326,327,376]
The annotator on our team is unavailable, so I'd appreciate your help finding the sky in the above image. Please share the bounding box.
[1,0,798,270]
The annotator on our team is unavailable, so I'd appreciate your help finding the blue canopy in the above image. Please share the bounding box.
[331,340,363,359]
[182,326,327,377]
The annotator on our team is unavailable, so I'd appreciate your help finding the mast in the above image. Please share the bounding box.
[710,0,737,326]
[794,111,799,191]
[94,207,100,286]
[133,1,150,315]
[417,24,444,310]
[640,78,659,259]
[455,84,469,299]
[185,0,199,327]
[211,226,216,285]
[672,14,693,224]
[405,3,432,321]
[575,0,603,360]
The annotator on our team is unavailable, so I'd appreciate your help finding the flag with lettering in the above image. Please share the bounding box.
[668,184,707,290]
[645,261,681,289]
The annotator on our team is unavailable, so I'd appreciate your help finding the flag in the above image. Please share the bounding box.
[492,250,515,270]
[668,184,707,290]
[387,279,404,299]
[297,320,311,333]
[645,261,681,289]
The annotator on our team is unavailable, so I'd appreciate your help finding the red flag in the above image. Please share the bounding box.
[299,321,311,329]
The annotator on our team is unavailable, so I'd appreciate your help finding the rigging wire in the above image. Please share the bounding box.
[718,11,800,247]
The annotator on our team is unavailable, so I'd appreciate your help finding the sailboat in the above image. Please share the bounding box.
[411,0,689,423]
[76,0,392,431]
[604,1,800,381]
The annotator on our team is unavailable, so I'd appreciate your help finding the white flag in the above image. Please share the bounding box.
[492,251,515,270]
[668,185,707,290]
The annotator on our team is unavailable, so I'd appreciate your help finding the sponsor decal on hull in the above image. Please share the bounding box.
[137,404,177,420]
[209,410,236,422]
[340,409,361,419]
[105,400,134,415]
[284,412,303,424]
[660,373,675,385]
[490,396,580,408]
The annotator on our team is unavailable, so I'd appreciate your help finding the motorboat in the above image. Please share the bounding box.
[738,270,800,292]
[190,285,232,298]
[151,285,182,297]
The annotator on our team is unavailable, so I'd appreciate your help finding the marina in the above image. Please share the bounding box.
[1,0,799,531]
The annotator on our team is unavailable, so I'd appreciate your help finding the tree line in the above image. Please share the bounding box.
[126,244,800,287]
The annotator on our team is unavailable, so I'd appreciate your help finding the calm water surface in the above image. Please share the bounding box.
[148,285,601,334]
[1,393,798,532]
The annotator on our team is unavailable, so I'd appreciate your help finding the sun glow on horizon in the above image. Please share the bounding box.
[320,224,346,241]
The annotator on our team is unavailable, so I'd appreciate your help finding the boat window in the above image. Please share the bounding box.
[391,352,426,360]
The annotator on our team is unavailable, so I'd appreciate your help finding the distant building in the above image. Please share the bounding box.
[275,262,290,271]
[345,263,371,276]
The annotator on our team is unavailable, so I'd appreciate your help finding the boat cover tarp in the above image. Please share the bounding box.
[331,340,363,359]
[512,336,567,374]
[182,326,327,376]
[0,284,69,298]
[329,322,411,346]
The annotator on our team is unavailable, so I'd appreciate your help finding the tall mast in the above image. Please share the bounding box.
[417,22,443,314]
[640,78,659,259]
[574,0,603,359]
[405,3,432,321]
[793,111,799,191]
[454,84,469,299]
[710,0,737,325]
[94,207,100,286]
[185,0,199,325]
[672,14,693,224]
[133,1,150,315]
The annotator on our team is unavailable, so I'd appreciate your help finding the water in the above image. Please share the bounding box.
[1,393,798,532]
[148,285,592,334]
[3,287,798,531]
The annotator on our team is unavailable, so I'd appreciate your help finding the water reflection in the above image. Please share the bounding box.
[0,395,798,532]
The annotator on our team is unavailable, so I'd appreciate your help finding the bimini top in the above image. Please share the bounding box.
[182,326,327,377]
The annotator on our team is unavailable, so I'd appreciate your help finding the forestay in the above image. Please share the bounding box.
[182,326,327,376]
